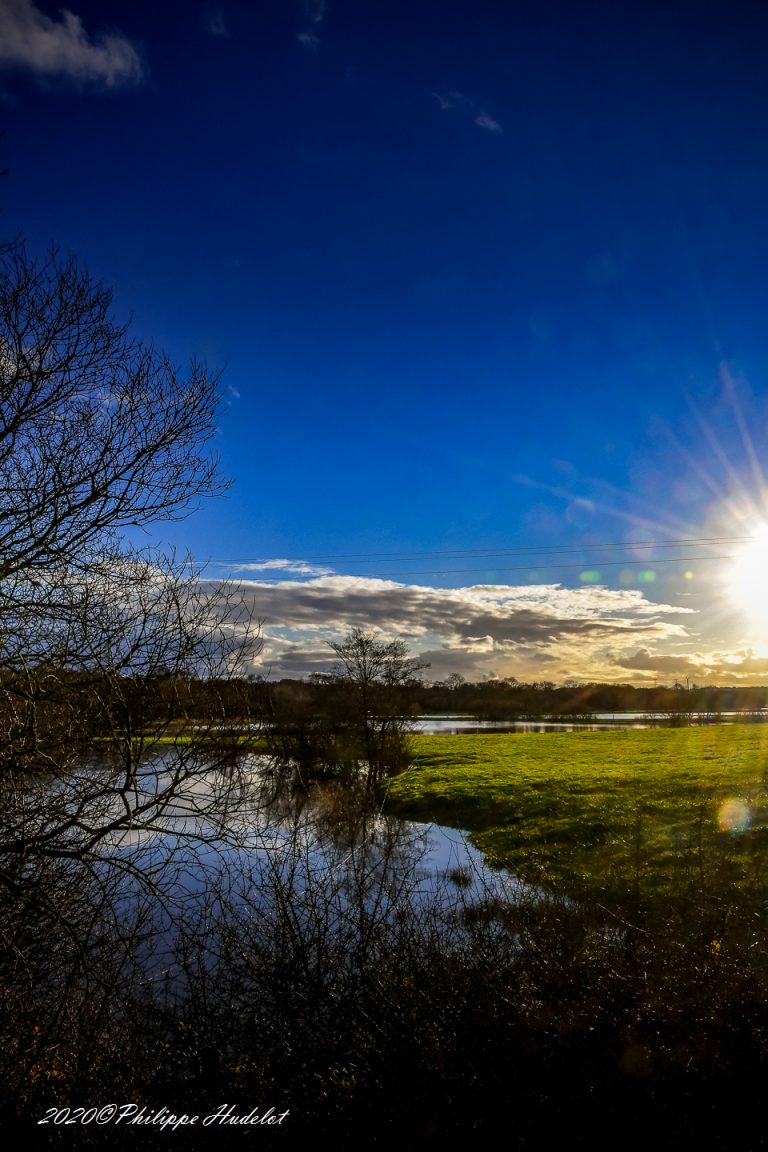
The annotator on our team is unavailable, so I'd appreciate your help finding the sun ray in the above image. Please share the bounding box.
[728,525,768,633]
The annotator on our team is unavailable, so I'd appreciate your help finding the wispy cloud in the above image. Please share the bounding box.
[431,90,472,111]
[297,0,325,49]
[203,8,228,38]
[305,0,326,23]
[0,0,143,87]
[475,111,503,134]
[231,559,335,578]
[431,89,504,135]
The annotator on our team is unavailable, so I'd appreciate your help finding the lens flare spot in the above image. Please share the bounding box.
[718,798,751,834]
[684,570,694,580]
[580,569,601,584]
[638,569,656,583]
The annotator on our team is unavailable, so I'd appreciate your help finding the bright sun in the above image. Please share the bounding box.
[729,527,768,631]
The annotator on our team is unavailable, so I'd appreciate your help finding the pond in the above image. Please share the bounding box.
[101,751,527,991]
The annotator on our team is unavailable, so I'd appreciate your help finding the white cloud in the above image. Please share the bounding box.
[475,111,503,134]
[613,646,768,681]
[0,0,142,87]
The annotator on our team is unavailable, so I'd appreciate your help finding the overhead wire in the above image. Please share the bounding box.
[184,534,754,582]
[200,534,754,567]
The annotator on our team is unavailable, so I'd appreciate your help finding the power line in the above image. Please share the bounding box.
[357,554,733,579]
[212,553,736,583]
[196,532,755,573]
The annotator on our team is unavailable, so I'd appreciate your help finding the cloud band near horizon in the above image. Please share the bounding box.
[197,571,744,684]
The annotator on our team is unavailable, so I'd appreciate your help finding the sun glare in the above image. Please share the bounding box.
[729,527,768,630]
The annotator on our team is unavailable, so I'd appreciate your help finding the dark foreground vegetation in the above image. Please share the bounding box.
[5,238,768,1149]
[8,770,768,1151]
[10,719,768,1149]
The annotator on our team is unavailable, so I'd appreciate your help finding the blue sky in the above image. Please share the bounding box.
[4,0,768,683]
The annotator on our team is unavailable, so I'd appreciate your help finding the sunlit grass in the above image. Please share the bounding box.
[383,727,768,898]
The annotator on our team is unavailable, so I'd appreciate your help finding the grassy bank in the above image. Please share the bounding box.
[382,726,768,899]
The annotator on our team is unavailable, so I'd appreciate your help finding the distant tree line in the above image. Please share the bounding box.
[251,674,768,728]
[418,677,768,720]
[19,663,764,792]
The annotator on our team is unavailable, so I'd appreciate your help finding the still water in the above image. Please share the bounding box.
[103,752,523,988]
[415,712,768,734]
[416,716,641,733]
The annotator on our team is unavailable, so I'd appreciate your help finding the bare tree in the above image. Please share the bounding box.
[0,243,226,581]
[0,241,263,910]
[0,240,270,1128]
[328,627,428,789]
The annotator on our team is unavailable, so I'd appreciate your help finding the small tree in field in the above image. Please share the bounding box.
[328,627,428,789]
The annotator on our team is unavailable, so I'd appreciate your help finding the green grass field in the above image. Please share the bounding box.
[381,726,768,898]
